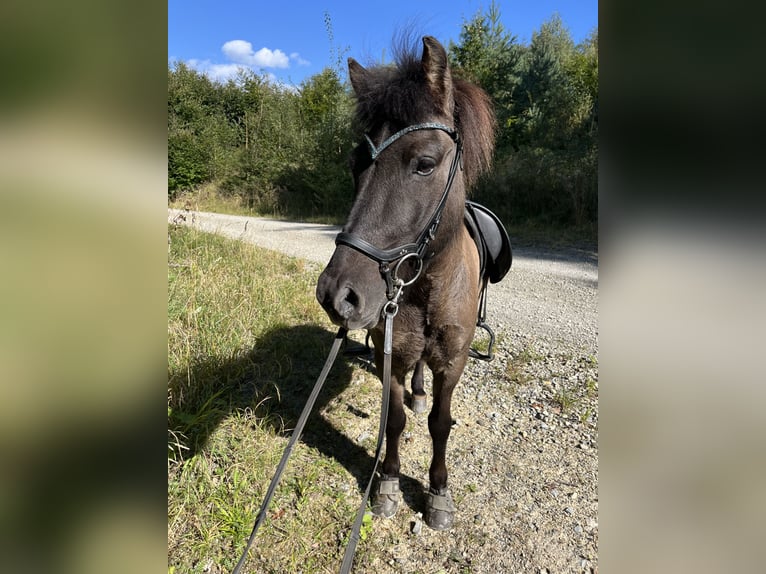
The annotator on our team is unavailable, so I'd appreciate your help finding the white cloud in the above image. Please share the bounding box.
[220,40,252,63]
[177,40,308,86]
[290,52,310,66]
[208,63,248,83]
[186,59,246,83]
[222,40,290,69]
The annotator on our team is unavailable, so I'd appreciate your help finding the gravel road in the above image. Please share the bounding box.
[168,209,598,357]
[169,208,599,573]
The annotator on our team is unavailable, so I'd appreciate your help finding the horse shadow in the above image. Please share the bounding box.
[168,323,424,510]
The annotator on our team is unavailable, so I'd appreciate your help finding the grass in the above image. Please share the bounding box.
[552,387,579,413]
[552,375,599,419]
[169,183,345,225]
[167,225,384,573]
[169,182,260,219]
[504,342,545,385]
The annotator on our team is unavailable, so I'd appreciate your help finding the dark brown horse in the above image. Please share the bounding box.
[316,36,496,531]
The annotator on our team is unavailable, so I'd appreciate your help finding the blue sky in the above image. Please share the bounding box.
[169,1,598,86]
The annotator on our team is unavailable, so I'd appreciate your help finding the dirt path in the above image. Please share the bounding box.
[168,208,599,573]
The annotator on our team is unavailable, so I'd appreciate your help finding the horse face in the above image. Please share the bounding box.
[316,124,460,330]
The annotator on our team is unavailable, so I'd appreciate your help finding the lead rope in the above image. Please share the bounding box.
[232,307,398,574]
[231,327,347,574]
[339,301,397,574]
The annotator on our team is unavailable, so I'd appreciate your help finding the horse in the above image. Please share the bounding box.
[316,36,496,531]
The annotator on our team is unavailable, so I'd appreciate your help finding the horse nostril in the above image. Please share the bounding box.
[344,288,359,308]
[337,284,361,319]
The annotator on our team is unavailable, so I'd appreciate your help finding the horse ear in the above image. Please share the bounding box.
[421,36,453,115]
[348,57,368,95]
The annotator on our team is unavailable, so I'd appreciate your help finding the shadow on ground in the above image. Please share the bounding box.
[168,324,423,503]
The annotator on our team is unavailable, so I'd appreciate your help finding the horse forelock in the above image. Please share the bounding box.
[352,46,496,192]
[352,59,435,133]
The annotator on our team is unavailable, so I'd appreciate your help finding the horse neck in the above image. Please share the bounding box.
[424,186,467,271]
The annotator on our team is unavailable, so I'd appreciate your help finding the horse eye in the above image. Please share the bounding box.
[415,157,436,176]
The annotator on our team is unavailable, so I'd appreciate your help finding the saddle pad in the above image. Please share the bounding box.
[464,200,512,283]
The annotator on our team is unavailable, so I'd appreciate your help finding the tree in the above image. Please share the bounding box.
[449,1,523,152]
[289,69,355,216]
[168,62,241,197]
[510,15,597,224]
[449,7,598,227]
[167,63,217,196]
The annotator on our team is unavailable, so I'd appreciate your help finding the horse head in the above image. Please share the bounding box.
[317,36,472,330]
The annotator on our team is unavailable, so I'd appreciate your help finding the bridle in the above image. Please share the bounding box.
[335,122,463,306]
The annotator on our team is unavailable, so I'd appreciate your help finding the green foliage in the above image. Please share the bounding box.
[168,129,209,196]
[168,61,355,219]
[449,0,524,150]
[450,7,598,229]
[291,69,355,216]
[359,512,373,541]
[168,8,598,232]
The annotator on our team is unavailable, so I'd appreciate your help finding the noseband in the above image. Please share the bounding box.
[335,122,463,305]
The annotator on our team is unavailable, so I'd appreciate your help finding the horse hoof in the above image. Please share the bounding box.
[371,476,401,519]
[425,487,456,531]
[411,394,427,414]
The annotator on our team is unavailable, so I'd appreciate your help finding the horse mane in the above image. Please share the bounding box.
[351,39,496,190]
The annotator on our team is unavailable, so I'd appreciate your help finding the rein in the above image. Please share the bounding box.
[231,327,348,574]
[231,283,406,574]
[232,122,463,574]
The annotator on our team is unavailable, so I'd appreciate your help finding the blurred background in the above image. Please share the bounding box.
[0,1,165,573]
[600,0,766,572]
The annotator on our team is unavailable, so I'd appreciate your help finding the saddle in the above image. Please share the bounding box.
[464,200,512,361]
[464,200,512,284]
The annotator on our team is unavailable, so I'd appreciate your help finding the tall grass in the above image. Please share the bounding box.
[168,225,383,573]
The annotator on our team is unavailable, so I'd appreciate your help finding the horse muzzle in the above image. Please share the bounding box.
[316,259,383,331]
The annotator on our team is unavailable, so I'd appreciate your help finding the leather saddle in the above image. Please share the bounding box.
[464,200,512,284]
[463,200,512,361]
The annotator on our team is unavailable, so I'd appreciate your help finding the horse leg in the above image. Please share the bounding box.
[371,367,407,519]
[410,359,427,414]
[424,364,464,530]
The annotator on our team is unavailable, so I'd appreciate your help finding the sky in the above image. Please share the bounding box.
[168,1,598,87]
